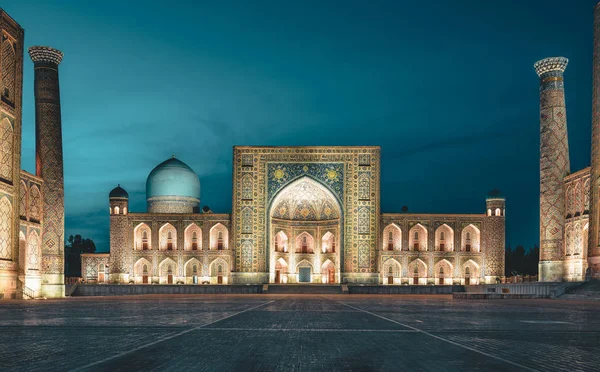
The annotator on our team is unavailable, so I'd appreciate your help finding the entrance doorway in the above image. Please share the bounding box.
[217,275,223,284]
[299,267,311,282]
[328,268,335,284]
[275,270,281,283]
[167,274,173,284]
[142,275,148,284]
[388,276,393,284]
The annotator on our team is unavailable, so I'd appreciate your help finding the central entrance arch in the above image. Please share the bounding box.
[268,176,342,284]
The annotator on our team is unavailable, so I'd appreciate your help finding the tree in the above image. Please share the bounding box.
[505,245,539,276]
[64,234,96,277]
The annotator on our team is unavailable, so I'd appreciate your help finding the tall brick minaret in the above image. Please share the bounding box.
[589,3,600,279]
[28,46,65,297]
[534,57,570,282]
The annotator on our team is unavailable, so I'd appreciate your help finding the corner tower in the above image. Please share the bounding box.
[484,197,505,283]
[109,185,129,283]
[589,2,600,278]
[28,46,65,297]
[534,57,570,282]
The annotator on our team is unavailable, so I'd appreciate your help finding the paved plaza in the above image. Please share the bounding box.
[0,294,599,371]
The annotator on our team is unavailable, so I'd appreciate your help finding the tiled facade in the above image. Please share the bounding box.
[0,9,65,299]
[84,147,505,285]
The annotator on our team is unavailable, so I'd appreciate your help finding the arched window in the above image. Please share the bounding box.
[332,238,336,253]
[142,264,148,274]
[466,232,471,241]
[465,267,470,275]
[114,206,119,215]
[217,264,223,275]
[440,231,445,240]
[167,265,173,274]
[123,207,127,215]
[439,267,444,275]
[217,231,223,250]
[142,230,148,250]
[414,231,419,240]
[99,263,105,271]
[167,231,173,250]
[302,236,308,253]
[192,265,198,275]
[495,208,501,216]
[388,231,394,250]
[192,231,198,250]
[388,266,393,274]
[275,234,279,251]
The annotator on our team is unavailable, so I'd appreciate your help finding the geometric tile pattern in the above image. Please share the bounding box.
[0,196,12,259]
[535,58,570,264]
[591,3,600,263]
[29,48,65,277]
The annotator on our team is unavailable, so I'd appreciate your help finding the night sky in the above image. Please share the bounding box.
[5,0,598,252]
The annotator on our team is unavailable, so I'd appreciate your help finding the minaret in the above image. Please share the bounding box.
[589,3,600,279]
[534,57,570,282]
[28,46,65,297]
[484,196,505,283]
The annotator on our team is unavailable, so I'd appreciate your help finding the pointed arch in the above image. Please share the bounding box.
[435,224,454,252]
[295,231,314,254]
[382,258,401,284]
[321,259,336,283]
[158,257,177,284]
[26,230,41,272]
[19,230,26,270]
[0,196,12,260]
[434,259,453,285]
[210,223,228,250]
[408,258,427,284]
[19,181,27,219]
[382,223,401,251]
[462,259,480,285]
[1,40,16,104]
[409,223,428,251]
[134,223,152,250]
[133,257,152,284]
[184,257,203,283]
[28,185,41,222]
[461,224,480,252]
[0,118,13,183]
[184,223,202,251]
[321,231,336,253]
[159,223,177,250]
[210,258,229,284]
[274,230,288,252]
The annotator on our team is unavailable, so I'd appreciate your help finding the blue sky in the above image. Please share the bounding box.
[5,0,598,251]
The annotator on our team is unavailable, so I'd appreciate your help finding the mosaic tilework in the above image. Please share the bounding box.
[30,48,65,279]
[535,58,570,265]
[0,195,12,259]
[232,147,380,278]
[0,118,12,182]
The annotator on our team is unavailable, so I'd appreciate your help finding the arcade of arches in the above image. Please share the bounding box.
[269,177,341,283]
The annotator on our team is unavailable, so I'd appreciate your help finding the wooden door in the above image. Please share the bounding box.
[168,274,173,284]
[98,272,105,283]
[142,275,148,284]
[387,276,393,285]
[413,275,419,285]
[328,268,335,284]
[218,275,223,284]
[275,270,281,283]
[465,277,470,285]
[439,277,444,285]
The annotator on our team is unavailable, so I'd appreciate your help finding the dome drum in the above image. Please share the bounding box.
[147,195,200,214]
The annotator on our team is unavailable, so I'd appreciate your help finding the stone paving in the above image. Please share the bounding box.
[0,294,599,371]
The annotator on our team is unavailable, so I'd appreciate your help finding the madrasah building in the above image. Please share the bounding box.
[82,149,506,286]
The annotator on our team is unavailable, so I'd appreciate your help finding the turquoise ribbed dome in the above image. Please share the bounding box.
[146,157,200,200]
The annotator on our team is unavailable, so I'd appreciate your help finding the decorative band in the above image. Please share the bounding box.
[542,76,563,83]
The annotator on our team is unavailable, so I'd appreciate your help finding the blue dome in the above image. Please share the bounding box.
[146,157,200,200]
